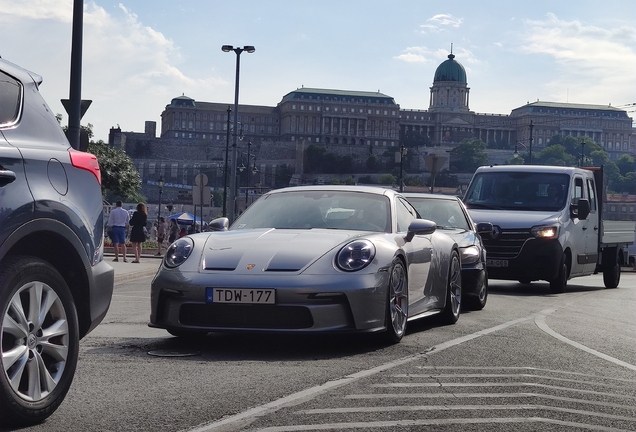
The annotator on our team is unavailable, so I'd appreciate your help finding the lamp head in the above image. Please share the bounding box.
[158,176,164,187]
[221,45,233,52]
[244,46,256,53]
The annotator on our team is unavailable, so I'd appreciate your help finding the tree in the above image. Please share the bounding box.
[88,140,143,201]
[378,174,396,185]
[450,138,489,172]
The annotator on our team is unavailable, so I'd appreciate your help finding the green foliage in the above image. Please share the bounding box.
[274,164,294,188]
[450,138,489,172]
[405,176,423,186]
[88,140,142,201]
[378,174,396,185]
[212,190,223,207]
[366,154,379,172]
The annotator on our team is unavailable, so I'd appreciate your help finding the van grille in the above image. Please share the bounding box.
[482,229,532,260]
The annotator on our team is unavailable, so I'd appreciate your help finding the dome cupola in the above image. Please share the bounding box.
[433,53,467,83]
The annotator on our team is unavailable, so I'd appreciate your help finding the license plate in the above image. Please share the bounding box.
[207,288,275,304]
[487,259,509,268]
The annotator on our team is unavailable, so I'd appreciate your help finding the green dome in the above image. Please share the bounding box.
[433,53,467,83]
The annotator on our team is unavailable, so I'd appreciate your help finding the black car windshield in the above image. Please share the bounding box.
[408,197,470,230]
[463,172,569,211]
[231,190,391,232]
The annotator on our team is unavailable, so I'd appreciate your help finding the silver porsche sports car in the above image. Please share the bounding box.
[149,186,461,343]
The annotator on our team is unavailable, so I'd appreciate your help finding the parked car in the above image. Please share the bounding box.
[403,192,492,310]
[150,186,462,343]
[0,58,114,427]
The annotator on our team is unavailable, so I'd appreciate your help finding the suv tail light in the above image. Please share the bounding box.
[69,149,101,185]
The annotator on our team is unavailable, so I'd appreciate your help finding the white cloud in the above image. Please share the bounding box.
[428,14,463,28]
[521,13,636,104]
[0,0,226,141]
[395,46,436,63]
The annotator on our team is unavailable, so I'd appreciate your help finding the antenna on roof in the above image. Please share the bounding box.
[450,42,453,54]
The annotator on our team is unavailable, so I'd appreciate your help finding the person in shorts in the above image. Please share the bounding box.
[106,200,130,262]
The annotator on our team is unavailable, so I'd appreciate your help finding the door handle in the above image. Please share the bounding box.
[582,226,587,231]
[594,226,598,231]
[0,169,17,187]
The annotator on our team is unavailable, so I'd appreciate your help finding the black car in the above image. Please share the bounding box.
[0,58,114,426]
[403,192,492,310]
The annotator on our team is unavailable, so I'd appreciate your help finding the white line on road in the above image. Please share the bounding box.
[185,315,533,432]
[535,310,636,371]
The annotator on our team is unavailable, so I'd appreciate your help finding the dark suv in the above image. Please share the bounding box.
[0,58,114,426]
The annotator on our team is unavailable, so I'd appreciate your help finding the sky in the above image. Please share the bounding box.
[1,0,635,143]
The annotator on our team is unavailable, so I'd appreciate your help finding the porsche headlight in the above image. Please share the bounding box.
[336,240,376,272]
[165,237,194,268]
[460,245,481,265]
[531,225,559,239]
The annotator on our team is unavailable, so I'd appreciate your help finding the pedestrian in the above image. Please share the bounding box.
[168,219,179,244]
[129,202,148,263]
[106,200,130,262]
[179,227,187,238]
[156,216,166,255]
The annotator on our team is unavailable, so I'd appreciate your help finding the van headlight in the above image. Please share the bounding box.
[531,225,559,239]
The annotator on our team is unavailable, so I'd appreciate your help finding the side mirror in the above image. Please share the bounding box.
[404,219,436,242]
[572,198,590,220]
[209,217,229,232]
[476,222,493,235]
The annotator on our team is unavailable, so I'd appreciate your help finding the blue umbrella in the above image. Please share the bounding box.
[168,212,201,225]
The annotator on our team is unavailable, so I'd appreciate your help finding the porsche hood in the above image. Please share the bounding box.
[201,229,356,273]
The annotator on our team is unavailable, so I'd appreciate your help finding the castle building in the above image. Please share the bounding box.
[110,52,634,206]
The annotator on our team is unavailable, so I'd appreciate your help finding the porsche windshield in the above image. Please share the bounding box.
[463,172,569,211]
[231,190,391,232]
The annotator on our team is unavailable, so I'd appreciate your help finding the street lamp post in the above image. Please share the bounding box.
[157,176,164,221]
[222,44,255,223]
[246,140,251,209]
[222,106,231,217]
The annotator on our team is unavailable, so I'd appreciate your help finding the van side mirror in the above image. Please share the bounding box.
[572,198,590,220]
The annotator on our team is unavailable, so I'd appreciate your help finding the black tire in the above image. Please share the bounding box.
[383,258,408,344]
[439,250,462,324]
[0,256,79,428]
[549,253,568,294]
[602,248,620,289]
[465,271,488,311]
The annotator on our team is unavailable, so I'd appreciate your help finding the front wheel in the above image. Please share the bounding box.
[383,259,408,344]
[0,256,79,428]
[439,251,462,324]
[549,253,569,294]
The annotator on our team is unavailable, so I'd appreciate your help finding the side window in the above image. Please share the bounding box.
[0,70,22,127]
[571,177,584,203]
[396,198,418,232]
[586,179,597,211]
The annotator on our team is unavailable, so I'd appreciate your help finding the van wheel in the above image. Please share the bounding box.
[602,248,620,289]
[549,253,568,294]
[0,256,79,427]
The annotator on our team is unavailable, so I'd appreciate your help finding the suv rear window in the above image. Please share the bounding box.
[0,70,22,127]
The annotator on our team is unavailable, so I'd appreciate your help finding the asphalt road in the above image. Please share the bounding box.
[8,271,636,432]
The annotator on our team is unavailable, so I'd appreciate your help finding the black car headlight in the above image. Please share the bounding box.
[530,225,559,239]
[336,240,375,272]
[165,237,194,268]
[460,245,481,265]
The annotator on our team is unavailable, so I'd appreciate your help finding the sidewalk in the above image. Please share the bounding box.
[105,252,163,283]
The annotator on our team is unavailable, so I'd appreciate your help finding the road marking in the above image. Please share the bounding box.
[535,309,636,371]
[249,417,633,432]
[186,315,533,432]
[295,404,636,422]
[345,392,636,410]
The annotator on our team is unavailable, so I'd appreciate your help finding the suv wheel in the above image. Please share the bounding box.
[0,256,79,427]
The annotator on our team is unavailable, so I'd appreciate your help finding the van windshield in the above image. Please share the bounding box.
[463,172,569,211]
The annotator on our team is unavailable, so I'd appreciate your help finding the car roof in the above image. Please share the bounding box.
[0,57,43,86]
[267,185,400,197]
[402,192,459,201]
[473,165,584,175]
